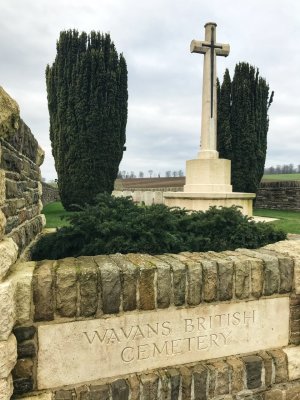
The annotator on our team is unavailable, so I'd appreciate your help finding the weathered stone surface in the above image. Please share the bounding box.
[152,256,171,309]
[201,259,217,302]
[17,340,36,358]
[0,374,13,400]
[235,259,250,299]
[140,373,159,400]
[0,238,18,281]
[268,349,288,383]
[127,374,140,400]
[242,355,262,389]
[209,360,230,395]
[56,258,77,317]
[33,260,54,321]
[88,384,110,400]
[226,356,244,393]
[180,366,192,400]
[95,255,121,314]
[0,169,5,206]
[111,379,129,400]
[12,377,33,394]
[185,259,202,306]
[19,393,52,400]
[193,364,208,400]
[110,254,138,311]
[158,370,169,400]
[13,326,36,342]
[259,350,273,387]
[12,357,33,379]
[264,389,283,400]
[0,209,6,239]
[167,368,180,400]
[37,297,289,389]
[216,257,234,301]
[10,261,35,324]
[0,279,16,340]
[55,390,74,400]
[286,385,300,400]
[159,254,186,306]
[0,334,17,379]
[126,254,155,310]
[283,346,300,381]
[0,86,20,138]
[78,257,98,317]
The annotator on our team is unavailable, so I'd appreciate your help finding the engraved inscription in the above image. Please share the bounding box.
[37,298,289,389]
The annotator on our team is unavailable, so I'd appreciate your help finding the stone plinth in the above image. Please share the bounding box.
[184,158,232,193]
[163,191,255,216]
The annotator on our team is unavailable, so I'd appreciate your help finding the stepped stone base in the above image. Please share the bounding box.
[163,191,255,216]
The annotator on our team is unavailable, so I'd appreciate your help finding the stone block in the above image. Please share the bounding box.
[286,385,300,400]
[0,334,17,379]
[0,279,16,340]
[216,258,233,300]
[126,254,155,310]
[259,350,273,387]
[140,373,159,400]
[180,366,192,400]
[264,389,283,400]
[186,260,202,306]
[127,374,140,400]
[235,259,250,299]
[201,260,217,302]
[283,346,300,380]
[0,374,13,400]
[0,209,6,240]
[167,368,180,400]
[242,355,262,389]
[12,377,33,394]
[95,255,121,314]
[12,357,33,379]
[55,390,74,400]
[226,356,244,393]
[33,260,54,321]
[56,258,77,317]
[154,257,171,309]
[17,340,36,358]
[193,364,208,400]
[209,360,230,396]
[78,257,98,317]
[267,349,288,383]
[18,394,52,400]
[159,255,186,306]
[110,254,138,311]
[111,379,129,400]
[0,238,18,281]
[10,261,35,325]
[88,384,110,400]
[13,326,36,342]
[0,169,5,206]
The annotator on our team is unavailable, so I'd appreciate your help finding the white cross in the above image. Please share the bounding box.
[191,22,230,159]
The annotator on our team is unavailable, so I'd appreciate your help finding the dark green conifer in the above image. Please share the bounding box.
[46,30,128,210]
[217,63,273,194]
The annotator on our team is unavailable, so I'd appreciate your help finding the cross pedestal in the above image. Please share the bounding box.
[164,22,255,215]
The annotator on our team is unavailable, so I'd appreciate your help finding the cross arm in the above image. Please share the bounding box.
[190,40,230,57]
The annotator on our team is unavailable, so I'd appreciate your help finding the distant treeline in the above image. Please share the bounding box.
[264,164,300,175]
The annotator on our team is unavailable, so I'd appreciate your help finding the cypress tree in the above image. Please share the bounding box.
[46,30,128,210]
[217,63,273,194]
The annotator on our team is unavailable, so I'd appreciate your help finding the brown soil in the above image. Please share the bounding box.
[115,177,185,189]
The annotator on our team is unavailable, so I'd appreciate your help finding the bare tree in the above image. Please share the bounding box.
[165,171,171,177]
[178,169,184,177]
[148,170,153,178]
[172,171,178,177]
[139,171,144,178]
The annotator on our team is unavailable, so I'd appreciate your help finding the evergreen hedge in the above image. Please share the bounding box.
[31,194,286,260]
[46,30,128,210]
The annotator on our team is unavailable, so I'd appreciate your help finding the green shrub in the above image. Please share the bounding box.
[31,194,286,260]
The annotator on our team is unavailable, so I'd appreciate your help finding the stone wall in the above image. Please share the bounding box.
[41,182,59,206]
[255,181,300,210]
[0,87,45,400]
[4,240,300,399]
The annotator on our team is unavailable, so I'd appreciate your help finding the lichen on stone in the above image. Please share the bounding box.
[0,86,20,139]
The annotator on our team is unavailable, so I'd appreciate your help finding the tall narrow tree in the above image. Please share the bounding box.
[217,63,273,194]
[46,30,128,210]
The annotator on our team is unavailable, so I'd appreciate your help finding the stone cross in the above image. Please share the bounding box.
[191,22,230,159]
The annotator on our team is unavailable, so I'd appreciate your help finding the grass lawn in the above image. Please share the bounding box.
[42,201,72,228]
[254,209,300,234]
[262,173,300,181]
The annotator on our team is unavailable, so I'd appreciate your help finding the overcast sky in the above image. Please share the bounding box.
[1,0,299,180]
